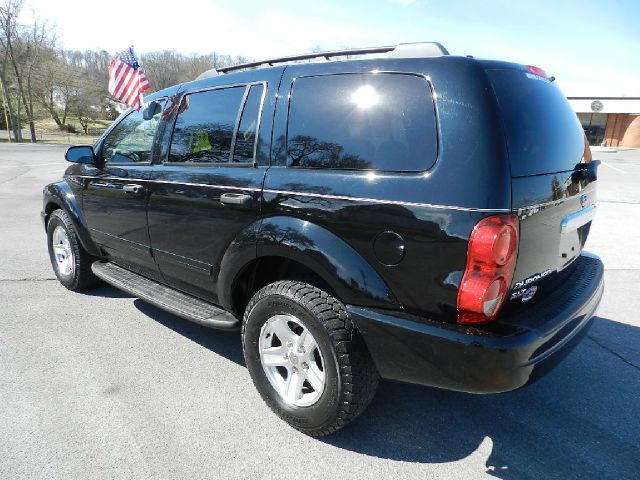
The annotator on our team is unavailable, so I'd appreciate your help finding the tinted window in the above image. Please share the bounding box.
[287,74,437,171]
[101,108,161,164]
[233,84,264,163]
[169,86,245,163]
[487,69,586,176]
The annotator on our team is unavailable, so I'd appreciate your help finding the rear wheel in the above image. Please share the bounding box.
[47,209,100,291]
[242,280,379,436]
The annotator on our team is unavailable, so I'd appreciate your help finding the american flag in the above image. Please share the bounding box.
[108,47,150,110]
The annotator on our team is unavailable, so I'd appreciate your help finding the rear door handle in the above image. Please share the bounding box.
[220,192,252,209]
[122,184,145,194]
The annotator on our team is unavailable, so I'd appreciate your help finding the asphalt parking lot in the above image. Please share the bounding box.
[1,143,639,480]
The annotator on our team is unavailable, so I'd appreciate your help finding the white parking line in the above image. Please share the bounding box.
[601,161,627,174]
[0,162,63,169]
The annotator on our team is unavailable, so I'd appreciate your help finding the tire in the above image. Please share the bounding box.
[242,280,379,436]
[47,209,100,291]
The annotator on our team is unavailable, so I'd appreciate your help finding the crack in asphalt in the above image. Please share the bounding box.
[0,166,31,186]
[588,335,640,371]
[0,278,57,282]
[0,170,29,185]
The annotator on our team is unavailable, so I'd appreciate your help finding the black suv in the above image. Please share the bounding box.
[42,42,604,436]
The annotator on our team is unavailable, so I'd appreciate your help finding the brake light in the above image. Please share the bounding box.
[526,65,548,78]
[457,215,519,324]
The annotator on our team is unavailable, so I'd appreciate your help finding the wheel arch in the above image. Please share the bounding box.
[219,216,397,317]
[42,181,100,257]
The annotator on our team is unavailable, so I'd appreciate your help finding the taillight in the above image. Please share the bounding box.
[457,215,519,325]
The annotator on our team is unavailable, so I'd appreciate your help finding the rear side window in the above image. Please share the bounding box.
[286,73,437,171]
[169,86,245,163]
[487,69,585,177]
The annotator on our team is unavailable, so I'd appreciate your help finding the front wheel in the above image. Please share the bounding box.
[242,280,379,436]
[47,209,100,291]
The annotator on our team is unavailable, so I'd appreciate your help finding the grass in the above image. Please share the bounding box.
[2,113,114,145]
[0,135,101,145]
[34,114,113,134]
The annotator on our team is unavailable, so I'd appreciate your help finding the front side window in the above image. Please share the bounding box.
[286,73,437,171]
[168,86,245,163]
[101,108,161,164]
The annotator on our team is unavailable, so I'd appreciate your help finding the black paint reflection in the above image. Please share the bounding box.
[288,135,370,169]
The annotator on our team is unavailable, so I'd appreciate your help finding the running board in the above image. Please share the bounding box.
[91,261,239,330]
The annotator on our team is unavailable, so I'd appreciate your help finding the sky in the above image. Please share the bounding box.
[20,0,640,96]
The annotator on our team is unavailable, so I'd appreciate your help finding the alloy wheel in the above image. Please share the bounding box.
[52,226,74,277]
[258,314,326,407]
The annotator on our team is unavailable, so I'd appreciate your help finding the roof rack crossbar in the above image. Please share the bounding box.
[217,46,396,73]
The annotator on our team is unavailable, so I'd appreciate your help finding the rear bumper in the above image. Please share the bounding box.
[348,253,604,394]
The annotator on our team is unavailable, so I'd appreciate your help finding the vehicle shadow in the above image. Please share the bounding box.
[78,284,135,299]
[321,316,640,480]
[133,299,245,367]
[94,293,640,479]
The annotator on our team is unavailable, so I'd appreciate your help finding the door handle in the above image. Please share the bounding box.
[122,184,145,194]
[220,192,252,209]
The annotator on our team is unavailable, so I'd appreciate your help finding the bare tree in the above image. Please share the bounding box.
[59,50,109,133]
[1,1,253,141]
[0,0,22,140]
[33,46,66,128]
[71,88,99,134]
[21,18,55,139]
[31,48,111,133]
[141,51,249,91]
[1,0,55,142]
[1,0,33,141]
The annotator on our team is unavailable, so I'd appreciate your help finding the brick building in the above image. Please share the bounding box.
[568,97,640,148]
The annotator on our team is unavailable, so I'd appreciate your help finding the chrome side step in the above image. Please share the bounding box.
[91,261,239,330]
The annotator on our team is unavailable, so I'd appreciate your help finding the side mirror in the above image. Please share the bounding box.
[65,145,96,165]
[142,100,161,120]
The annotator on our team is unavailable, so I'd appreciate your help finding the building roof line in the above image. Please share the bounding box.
[568,97,640,100]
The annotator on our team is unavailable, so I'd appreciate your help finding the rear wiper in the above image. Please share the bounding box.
[572,160,601,183]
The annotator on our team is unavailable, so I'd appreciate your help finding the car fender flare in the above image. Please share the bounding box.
[42,181,101,257]
[218,216,396,311]
[216,219,262,313]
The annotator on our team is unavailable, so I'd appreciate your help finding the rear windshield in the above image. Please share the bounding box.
[487,69,585,177]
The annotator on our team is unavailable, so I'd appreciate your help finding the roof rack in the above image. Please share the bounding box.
[203,42,448,77]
